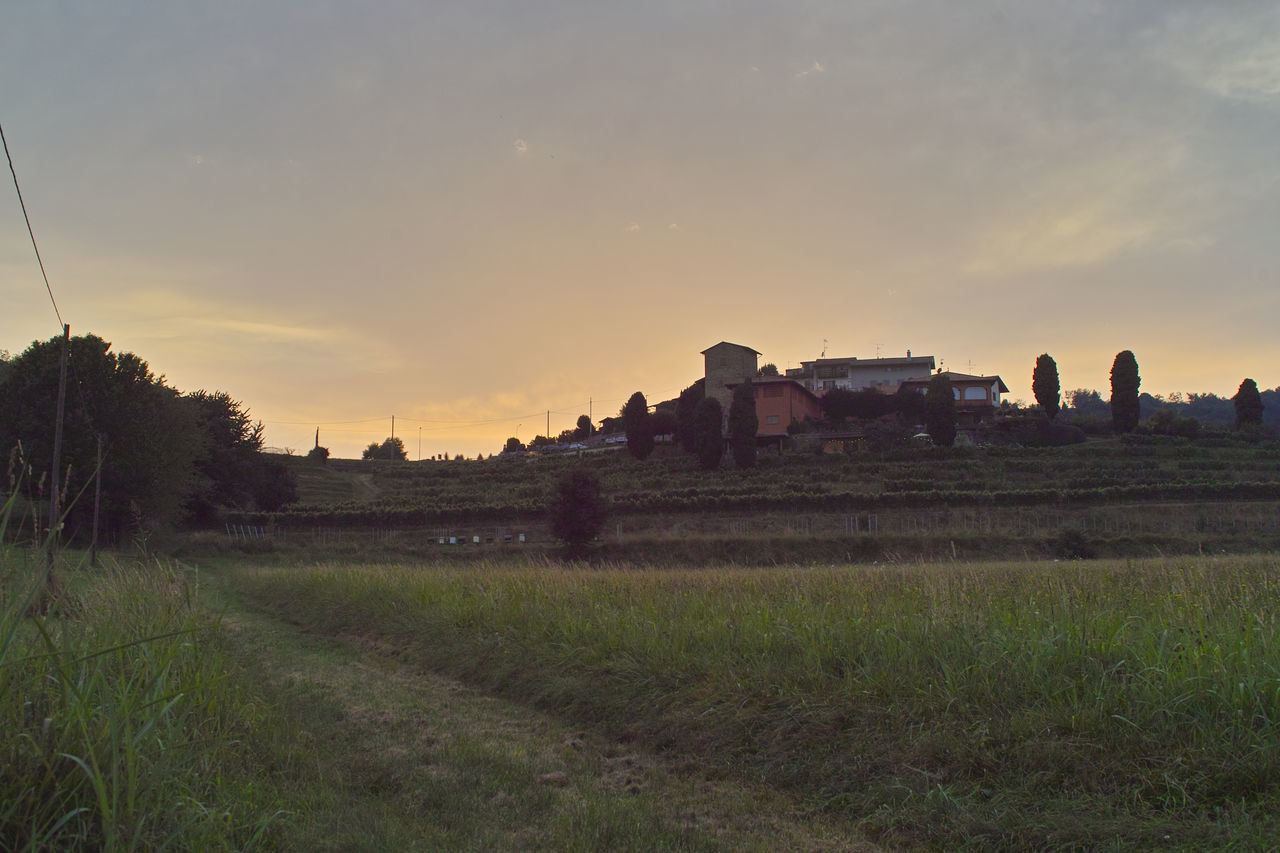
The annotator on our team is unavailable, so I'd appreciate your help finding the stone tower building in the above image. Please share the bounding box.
[702,341,760,413]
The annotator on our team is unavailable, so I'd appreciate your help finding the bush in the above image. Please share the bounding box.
[548,469,607,555]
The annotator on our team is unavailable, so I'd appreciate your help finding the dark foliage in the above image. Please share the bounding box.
[307,445,330,463]
[925,373,957,447]
[0,333,200,540]
[502,437,525,454]
[1234,379,1265,428]
[893,384,926,424]
[1032,354,1061,420]
[675,379,705,453]
[548,468,607,554]
[728,382,757,468]
[1049,527,1096,560]
[574,414,594,440]
[822,388,895,421]
[1110,350,1141,434]
[756,363,779,377]
[622,392,655,460]
[693,397,724,470]
[651,409,678,438]
[363,437,408,461]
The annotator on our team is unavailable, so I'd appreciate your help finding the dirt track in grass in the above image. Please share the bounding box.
[219,596,881,852]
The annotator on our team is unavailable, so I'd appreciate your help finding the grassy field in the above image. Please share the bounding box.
[224,553,1280,851]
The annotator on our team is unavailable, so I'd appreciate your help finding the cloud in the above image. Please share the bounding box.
[186,153,211,167]
[513,138,529,155]
[1152,9,1280,105]
[794,60,824,80]
[625,222,641,232]
[963,148,1205,276]
[667,223,679,230]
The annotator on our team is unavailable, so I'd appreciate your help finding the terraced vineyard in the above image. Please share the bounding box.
[220,434,1280,561]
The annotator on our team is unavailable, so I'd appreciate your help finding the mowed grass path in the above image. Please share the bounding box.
[221,555,1280,851]
[213,576,873,851]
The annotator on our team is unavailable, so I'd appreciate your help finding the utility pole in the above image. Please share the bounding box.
[391,414,395,440]
[546,410,550,439]
[90,434,103,567]
[46,324,69,586]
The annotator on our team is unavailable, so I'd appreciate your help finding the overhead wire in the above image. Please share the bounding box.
[1,118,62,329]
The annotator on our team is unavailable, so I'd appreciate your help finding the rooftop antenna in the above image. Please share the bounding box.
[820,338,828,359]
[873,342,884,358]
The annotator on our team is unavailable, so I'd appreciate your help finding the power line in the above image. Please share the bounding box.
[1,118,62,328]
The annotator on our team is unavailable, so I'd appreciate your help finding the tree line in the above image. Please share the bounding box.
[0,332,298,543]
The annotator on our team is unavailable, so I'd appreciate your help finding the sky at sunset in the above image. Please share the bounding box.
[2,2,1278,458]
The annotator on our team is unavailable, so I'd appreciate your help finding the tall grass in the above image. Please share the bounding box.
[233,555,1280,849]
[1,481,282,851]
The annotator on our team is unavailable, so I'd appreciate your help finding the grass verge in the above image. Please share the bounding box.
[226,554,1280,851]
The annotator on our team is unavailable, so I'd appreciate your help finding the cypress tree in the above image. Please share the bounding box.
[1032,354,1061,420]
[1233,378,1265,428]
[675,379,704,454]
[693,397,724,470]
[925,373,957,447]
[1109,350,1141,433]
[728,381,757,468]
[622,391,654,460]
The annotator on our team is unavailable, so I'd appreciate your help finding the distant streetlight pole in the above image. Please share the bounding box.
[418,426,422,461]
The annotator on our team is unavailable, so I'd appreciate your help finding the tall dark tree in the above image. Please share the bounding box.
[184,391,273,524]
[1032,354,1061,420]
[622,391,655,460]
[1233,378,1265,428]
[727,382,757,468]
[1109,350,1141,433]
[574,414,593,440]
[0,333,201,540]
[925,373,957,447]
[675,379,705,454]
[548,469,607,556]
[693,397,724,470]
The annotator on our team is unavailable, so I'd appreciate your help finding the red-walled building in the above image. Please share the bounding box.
[732,377,824,436]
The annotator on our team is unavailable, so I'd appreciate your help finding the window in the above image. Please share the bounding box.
[766,415,780,425]
[964,386,987,401]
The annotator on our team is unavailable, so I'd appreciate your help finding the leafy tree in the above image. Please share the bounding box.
[651,409,678,438]
[528,434,556,450]
[307,445,330,463]
[574,414,593,440]
[1109,350,1141,433]
[502,437,525,454]
[893,384,926,423]
[821,388,857,421]
[728,381,757,468]
[925,373,957,447]
[548,469,607,555]
[1032,354,1060,420]
[183,390,278,524]
[757,363,779,377]
[0,333,201,540]
[693,397,724,470]
[362,437,407,460]
[622,392,654,460]
[1233,378,1265,428]
[675,379,705,453]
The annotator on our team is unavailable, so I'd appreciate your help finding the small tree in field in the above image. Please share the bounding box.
[1233,378,1265,428]
[1110,350,1141,433]
[728,382,757,468]
[1032,354,1060,420]
[622,392,655,460]
[693,397,724,470]
[548,469,607,556]
[925,373,956,447]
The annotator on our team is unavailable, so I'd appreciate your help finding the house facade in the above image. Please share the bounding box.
[899,371,1010,414]
[785,352,936,394]
[739,377,823,436]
